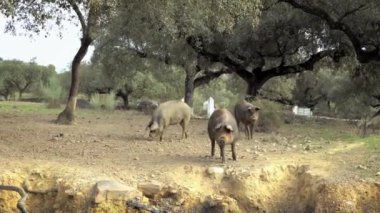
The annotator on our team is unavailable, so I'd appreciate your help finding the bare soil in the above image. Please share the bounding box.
[0,102,379,212]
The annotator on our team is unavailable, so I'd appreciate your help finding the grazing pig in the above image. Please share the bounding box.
[208,109,239,163]
[234,100,260,139]
[146,100,192,141]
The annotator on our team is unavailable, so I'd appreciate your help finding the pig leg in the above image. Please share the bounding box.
[180,120,188,139]
[231,143,237,161]
[159,127,166,141]
[211,140,215,157]
[245,125,249,139]
[236,120,241,132]
[249,123,253,139]
[219,144,225,163]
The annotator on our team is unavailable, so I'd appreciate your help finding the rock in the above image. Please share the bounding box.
[356,165,368,170]
[137,181,164,198]
[23,174,58,194]
[92,180,142,203]
[206,166,224,177]
[376,172,380,176]
[304,144,311,151]
[134,157,139,161]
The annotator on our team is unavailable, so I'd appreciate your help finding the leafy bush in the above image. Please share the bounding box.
[89,92,117,110]
[33,76,65,108]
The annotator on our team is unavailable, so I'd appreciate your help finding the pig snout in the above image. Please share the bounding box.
[248,106,260,120]
[216,132,234,145]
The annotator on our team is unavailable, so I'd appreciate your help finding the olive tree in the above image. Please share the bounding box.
[1,0,116,124]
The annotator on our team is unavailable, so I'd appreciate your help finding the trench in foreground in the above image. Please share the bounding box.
[1,164,379,212]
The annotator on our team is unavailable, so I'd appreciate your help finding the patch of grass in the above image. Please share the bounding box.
[283,120,360,142]
[0,101,117,119]
[358,135,380,151]
[0,101,61,114]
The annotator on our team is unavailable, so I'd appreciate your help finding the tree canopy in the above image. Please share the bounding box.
[2,0,380,117]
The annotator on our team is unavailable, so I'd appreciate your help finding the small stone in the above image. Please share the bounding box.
[92,180,141,203]
[357,165,368,170]
[138,181,164,198]
[134,157,139,160]
[376,172,380,176]
[304,145,311,151]
[206,166,225,176]
[292,144,297,149]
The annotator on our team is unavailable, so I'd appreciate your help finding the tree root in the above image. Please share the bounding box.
[0,185,28,213]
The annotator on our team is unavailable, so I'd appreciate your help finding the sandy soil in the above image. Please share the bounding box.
[0,102,379,212]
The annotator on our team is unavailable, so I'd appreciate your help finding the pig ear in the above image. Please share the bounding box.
[214,123,222,131]
[225,125,234,132]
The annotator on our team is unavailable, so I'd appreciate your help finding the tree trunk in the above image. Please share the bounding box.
[56,37,93,124]
[245,77,267,102]
[184,66,196,107]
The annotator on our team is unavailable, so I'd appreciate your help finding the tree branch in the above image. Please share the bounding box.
[67,0,87,38]
[338,4,367,22]
[194,68,233,88]
[261,49,337,80]
[280,0,379,63]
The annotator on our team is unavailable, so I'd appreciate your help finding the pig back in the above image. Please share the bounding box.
[234,100,259,124]
[208,109,239,142]
[156,100,192,125]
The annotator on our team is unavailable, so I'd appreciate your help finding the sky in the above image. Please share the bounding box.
[0,19,94,73]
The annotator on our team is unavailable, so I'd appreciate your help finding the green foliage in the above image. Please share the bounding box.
[79,63,112,96]
[89,92,117,110]
[260,75,296,105]
[193,76,245,114]
[0,59,55,100]
[35,75,65,108]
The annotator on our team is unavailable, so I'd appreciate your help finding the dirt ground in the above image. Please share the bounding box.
[0,102,379,212]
